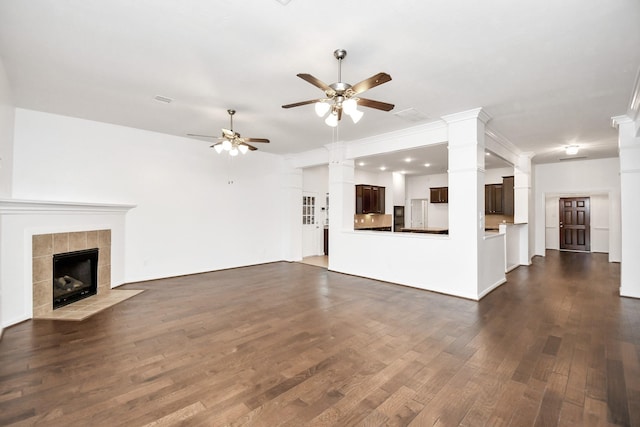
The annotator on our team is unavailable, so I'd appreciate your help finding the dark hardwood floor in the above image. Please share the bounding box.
[1,250,638,426]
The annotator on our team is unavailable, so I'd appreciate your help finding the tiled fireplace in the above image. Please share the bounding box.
[32,229,112,317]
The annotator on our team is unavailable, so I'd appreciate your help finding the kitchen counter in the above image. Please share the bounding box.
[399,227,448,234]
[356,226,391,231]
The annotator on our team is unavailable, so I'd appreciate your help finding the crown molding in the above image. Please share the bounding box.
[628,66,640,122]
[0,199,136,215]
[441,108,492,124]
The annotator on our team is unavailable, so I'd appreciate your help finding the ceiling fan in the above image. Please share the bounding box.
[282,49,394,126]
[188,109,269,156]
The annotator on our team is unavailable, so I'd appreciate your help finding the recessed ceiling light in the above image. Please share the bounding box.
[358,161,365,166]
[485,152,491,156]
[424,163,431,167]
[565,145,579,155]
[405,158,412,163]
[380,166,387,171]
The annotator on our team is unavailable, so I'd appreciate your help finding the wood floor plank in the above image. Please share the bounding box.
[0,251,638,426]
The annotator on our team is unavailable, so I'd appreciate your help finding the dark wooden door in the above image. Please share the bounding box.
[559,197,590,251]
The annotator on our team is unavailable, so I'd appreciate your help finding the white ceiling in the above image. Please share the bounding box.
[1,0,639,166]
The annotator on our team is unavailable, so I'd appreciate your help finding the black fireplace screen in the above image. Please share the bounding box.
[53,248,99,309]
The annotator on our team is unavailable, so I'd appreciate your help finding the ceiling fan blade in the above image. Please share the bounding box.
[351,72,392,94]
[210,142,222,148]
[282,99,322,109]
[238,142,257,151]
[187,133,217,138]
[244,137,270,143]
[357,97,395,112]
[297,73,331,91]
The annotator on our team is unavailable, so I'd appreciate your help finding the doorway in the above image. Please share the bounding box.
[559,197,591,252]
[302,192,322,257]
[410,199,428,228]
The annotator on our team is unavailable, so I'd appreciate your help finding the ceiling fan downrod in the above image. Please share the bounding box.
[227,109,235,130]
[334,49,346,83]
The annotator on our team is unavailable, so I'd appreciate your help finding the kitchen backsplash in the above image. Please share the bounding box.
[353,214,392,229]
[486,214,514,230]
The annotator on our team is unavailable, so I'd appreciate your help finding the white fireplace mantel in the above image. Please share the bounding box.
[0,199,136,214]
[0,198,136,327]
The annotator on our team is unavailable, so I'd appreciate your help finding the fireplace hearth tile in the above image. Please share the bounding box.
[33,289,144,321]
[53,233,69,253]
[69,231,87,252]
[32,256,51,282]
[33,234,53,257]
[87,230,99,248]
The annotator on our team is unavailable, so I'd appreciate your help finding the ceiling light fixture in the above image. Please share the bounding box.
[565,145,579,155]
[405,158,412,163]
[424,163,431,167]
[380,166,387,171]
[187,109,270,157]
[283,49,394,127]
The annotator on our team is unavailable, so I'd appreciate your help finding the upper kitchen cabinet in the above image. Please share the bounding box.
[430,187,448,203]
[355,185,385,214]
[485,184,503,214]
[502,176,514,216]
[485,176,514,215]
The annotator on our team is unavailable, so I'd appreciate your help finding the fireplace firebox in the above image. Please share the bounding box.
[53,248,99,309]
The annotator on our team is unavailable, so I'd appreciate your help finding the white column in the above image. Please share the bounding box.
[515,152,534,265]
[443,108,490,297]
[613,115,640,298]
[327,142,354,269]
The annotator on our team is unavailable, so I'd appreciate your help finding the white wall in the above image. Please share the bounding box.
[405,172,448,228]
[484,166,513,185]
[392,172,405,207]
[534,158,621,261]
[12,109,287,283]
[0,57,14,198]
[0,57,15,333]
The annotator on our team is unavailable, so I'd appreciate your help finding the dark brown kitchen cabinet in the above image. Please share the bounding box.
[485,176,514,215]
[485,184,503,214]
[430,187,448,203]
[502,176,514,216]
[355,185,385,214]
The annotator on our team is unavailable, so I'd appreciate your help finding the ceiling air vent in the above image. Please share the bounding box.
[393,108,429,122]
[154,95,173,104]
[559,156,587,161]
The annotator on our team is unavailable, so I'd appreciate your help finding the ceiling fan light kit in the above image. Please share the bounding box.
[282,49,395,127]
[187,109,270,156]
